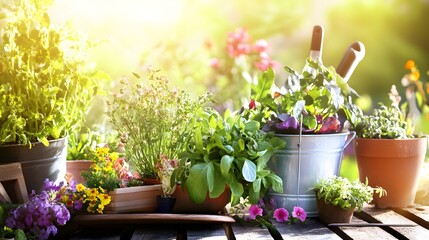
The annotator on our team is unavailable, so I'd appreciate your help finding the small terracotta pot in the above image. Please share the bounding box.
[316,198,354,224]
[66,160,92,184]
[172,185,231,214]
[355,137,428,208]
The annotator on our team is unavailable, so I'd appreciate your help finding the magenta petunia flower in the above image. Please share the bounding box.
[248,204,263,220]
[292,206,307,222]
[273,208,289,222]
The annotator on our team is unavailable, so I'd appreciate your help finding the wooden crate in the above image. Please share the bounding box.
[104,185,161,213]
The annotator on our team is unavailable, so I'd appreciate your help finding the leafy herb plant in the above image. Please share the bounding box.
[173,108,285,205]
[349,85,414,139]
[108,69,210,178]
[0,0,108,146]
[311,176,385,211]
[249,58,358,134]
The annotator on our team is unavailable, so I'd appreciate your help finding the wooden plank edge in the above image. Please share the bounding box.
[392,208,429,230]
[354,211,409,239]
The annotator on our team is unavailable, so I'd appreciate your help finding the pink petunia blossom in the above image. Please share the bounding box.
[248,204,263,220]
[292,206,307,222]
[273,208,289,222]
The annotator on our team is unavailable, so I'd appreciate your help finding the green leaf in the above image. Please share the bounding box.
[242,159,257,182]
[227,174,244,197]
[267,173,283,193]
[39,137,49,146]
[207,162,214,192]
[303,115,317,130]
[185,163,210,203]
[253,177,261,193]
[220,155,234,176]
[194,126,203,152]
[244,120,260,132]
[238,138,245,151]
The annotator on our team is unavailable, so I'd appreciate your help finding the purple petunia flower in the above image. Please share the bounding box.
[292,206,307,222]
[248,204,263,220]
[273,208,289,222]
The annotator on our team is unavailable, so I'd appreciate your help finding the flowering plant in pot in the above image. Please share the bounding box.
[0,0,108,193]
[245,58,359,216]
[3,179,110,240]
[311,176,385,224]
[81,147,142,192]
[349,85,428,208]
[107,69,210,179]
[172,107,286,210]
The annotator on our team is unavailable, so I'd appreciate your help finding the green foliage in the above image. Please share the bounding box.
[107,69,211,178]
[0,0,108,146]
[312,176,385,211]
[67,125,120,160]
[173,108,285,205]
[349,85,414,139]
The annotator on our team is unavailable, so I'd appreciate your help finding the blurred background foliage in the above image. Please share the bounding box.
[22,0,429,179]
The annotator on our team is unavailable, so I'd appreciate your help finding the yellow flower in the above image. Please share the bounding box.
[76,183,86,192]
[110,152,119,161]
[98,193,111,206]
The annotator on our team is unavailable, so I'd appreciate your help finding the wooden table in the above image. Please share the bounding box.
[67,204,429,239]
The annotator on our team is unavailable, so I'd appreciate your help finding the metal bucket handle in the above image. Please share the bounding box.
[343,131,356,150]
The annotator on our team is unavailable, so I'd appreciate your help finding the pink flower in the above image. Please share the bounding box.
[209,58,220,69]
[273,208,289,222]
[227,28,252,57]
[253,39,268,53]
[248,204,263,220]
[292,206,307,222]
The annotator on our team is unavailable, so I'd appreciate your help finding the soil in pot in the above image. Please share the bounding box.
[316,198,354,224]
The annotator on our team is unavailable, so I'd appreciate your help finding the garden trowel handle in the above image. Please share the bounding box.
[336,41,365,82]
[309,25,324,61]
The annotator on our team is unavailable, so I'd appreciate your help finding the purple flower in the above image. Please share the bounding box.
[248,204,263,220]
[273,208,289,222]
[292,206,307,222]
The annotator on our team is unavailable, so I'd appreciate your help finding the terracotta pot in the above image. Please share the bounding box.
[355,137,428,208]
[66,160,92,184]
[105,185,162,213]
[316,198,354,224]
[172,185,231,214]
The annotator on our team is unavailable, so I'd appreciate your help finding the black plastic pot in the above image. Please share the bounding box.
[156,195,176,213]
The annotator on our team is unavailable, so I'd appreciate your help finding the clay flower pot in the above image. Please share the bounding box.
[355,137,428,208]
[66,160,92,184]
[172,185,231,214]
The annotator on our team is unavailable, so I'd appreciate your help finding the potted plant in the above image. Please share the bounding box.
[107,70,210,180]
[172,107,285,213]
[66,125,122,184]
[80,147,161,213]
[2,178,111,240]
[349,85,428,208]
[155,154,178,213]
[247,57,358,216]
[311,176,385,224]
[0,0,108,194]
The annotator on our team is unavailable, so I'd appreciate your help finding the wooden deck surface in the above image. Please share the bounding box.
[66,204,429,239]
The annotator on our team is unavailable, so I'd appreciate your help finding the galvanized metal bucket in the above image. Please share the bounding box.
[267,132,355,217]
